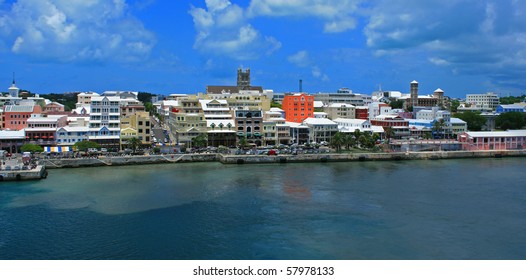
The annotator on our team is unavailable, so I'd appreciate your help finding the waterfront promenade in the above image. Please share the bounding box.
[39,150,526,169]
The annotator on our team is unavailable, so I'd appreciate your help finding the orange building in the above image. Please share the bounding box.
[282,93,314,123]
[3,104,43,130]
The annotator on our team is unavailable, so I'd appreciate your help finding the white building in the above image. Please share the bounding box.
[89,96,120,148]
[302,117,338,144]
[466,92,499,111]
[334,118,384,135]
[76,92,100,108]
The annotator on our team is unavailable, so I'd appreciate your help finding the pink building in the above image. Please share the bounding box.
[458,130,526,150]
[2,104,43,130]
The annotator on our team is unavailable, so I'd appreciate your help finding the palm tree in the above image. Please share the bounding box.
[384,127,394,144]
[126,137,142,152]
[432,119,446,139]
[330,132,345,152]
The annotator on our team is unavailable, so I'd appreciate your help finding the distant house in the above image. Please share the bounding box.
[44,102,65,113]
[495,104,526,113]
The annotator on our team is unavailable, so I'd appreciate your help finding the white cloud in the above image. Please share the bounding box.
[189,0,281,60]
[288,50,310,67]
[247,0,363,33]
[288,50,329,81]
[364,0,526,88]
[0,0,155,63]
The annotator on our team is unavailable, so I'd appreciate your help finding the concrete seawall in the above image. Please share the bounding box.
[42,154,217,169]
[40,150,526,169]
[218,150,526,164]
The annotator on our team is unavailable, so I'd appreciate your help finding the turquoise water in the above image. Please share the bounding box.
[0,158,525,259]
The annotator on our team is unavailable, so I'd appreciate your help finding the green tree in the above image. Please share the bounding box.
[270,101,282,109]
[499,95,526,105]
[495,112,526,130]
[21,143,44,153]
[455,111,487,131]
[74,140,101,151]
[192,134,208,148]
[450,99,461,113]
[384,127,394,144]
[126,137,142,152]
[432,119,447,139]
[330,132,345,152]
[238,137,249,149]
[389,99,404,109]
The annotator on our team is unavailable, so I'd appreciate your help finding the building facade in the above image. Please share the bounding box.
[282,93,314,123]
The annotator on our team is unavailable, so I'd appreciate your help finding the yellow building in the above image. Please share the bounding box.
[120,111,151,145]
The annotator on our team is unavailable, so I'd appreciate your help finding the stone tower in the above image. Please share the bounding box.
[237,68,250,90]
[410,80,418,111]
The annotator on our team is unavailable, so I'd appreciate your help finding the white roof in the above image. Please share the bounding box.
[450,118,467,124]
[206,120,234,127]
[303,117,337,125]
[0,130,25,139]
[313,101,325,108]
[329,103,355,108]
[27,115,66,122]
[269,107,284,112]
[286,121,309,128]
[161,100,179,107]
[91,96,120,101]
[333,118,367,125]
[499,104,525,109]
[58,126,89,132]
[464,130,526,138]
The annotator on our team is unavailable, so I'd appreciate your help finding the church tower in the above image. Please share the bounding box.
[8,73,19,98]
[237,68,251,90]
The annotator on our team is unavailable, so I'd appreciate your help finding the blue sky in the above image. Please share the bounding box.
[1,0,525,98]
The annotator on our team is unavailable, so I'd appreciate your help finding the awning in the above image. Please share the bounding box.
[236,132,244,136]
[44,146,72,153]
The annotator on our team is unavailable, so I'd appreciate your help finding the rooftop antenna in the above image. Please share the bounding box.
[299,79,303,93]
[12,72,15,84]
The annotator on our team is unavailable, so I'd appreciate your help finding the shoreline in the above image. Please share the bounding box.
[40,150,526,169]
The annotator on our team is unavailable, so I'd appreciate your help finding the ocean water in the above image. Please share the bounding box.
[0,158,525,260]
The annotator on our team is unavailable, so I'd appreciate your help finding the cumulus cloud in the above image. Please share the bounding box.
[288,50,329,81]
[247,0,362,33]
[0,0,156,63]
[189,0,281,60]
[364,0,526,88]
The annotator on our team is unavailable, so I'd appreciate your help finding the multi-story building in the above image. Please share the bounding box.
[264,108,291,145]
[466,92,499,111]
[458,130,526,150]
[200,99,236,147]
[323,103,355,120]
[120,111,151,145]
[56,126,90,146]
[25,115,67,146]
[282,93,314,123]
[313,90,366,106]
[2,103,43,130]
[89,96,120,148]
[234,109,263,146]
[368,102,391,120]
[302,117,338,144]
[450,118,467,136]
[76,92,100,107]
[0,130,25,153]
[334,118,384,135]
[355,106,369,120]
[371,115,410,138]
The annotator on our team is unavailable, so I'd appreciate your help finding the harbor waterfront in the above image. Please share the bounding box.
[0,158,525,259]
[38,149,526,168]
